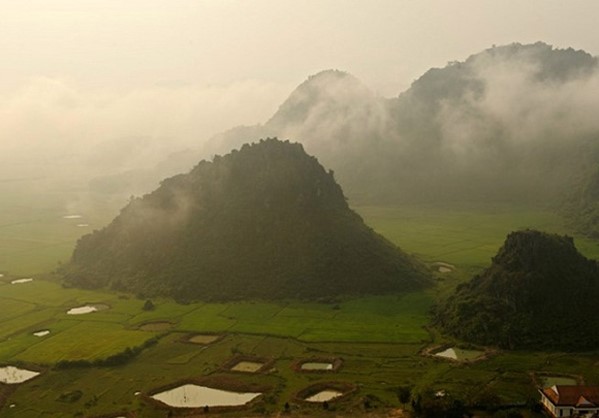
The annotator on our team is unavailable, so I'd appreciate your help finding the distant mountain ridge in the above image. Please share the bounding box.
[197,42,599,204]
[88,42,599,224]
[65,138,431,301]
[435,229,599,350]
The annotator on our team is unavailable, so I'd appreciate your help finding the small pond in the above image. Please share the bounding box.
[11,278,33,284]
[67,304,109,315]
[188,334,220,345]
[306,390,343,402]
[0,366,40,384]
[301,362,333,371]
[541,376,578,386]
[63,214,82,219]
[33,330,50,337]
[151,384,261,408]
[230,361,264,373]
[434,262,455,273]
[434,347,484,361]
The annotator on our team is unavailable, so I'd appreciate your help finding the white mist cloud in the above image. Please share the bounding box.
[436,54,599,160]
[0,77,291,177]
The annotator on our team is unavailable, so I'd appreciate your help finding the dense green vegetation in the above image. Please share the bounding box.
[2,189,599,416]
[64,138,430,300]
[436,230,599,350]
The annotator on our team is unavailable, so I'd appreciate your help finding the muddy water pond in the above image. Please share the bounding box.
[11,278,33,284]
[188,334,220,344]
[434,347,484,361]
[230,361,264,373]
[306,390,343,402]
[151,384,261,408]
[0,366,40,384]
[33,330,50,337]
[67,304,109,315]
[301,362,333,371]
[434,262,455,273]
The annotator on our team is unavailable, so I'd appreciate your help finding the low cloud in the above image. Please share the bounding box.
[0,77,291,178]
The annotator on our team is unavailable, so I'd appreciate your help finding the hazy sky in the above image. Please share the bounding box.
[2,0,599,165]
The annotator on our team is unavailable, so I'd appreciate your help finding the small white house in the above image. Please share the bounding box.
[540,385,599,417]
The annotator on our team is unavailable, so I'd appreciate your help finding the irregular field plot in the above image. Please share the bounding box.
[0,299,37,321]
[0,279,109,307]
[356,203,599,269]
[13,321,152,363]
[0,308,58,340]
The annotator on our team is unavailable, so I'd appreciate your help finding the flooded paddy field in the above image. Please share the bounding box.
[151,383,262,408]
[186,333,221,345]
[0,366,40,384]
[432,346,485,361]
[230,361,264,372]
[221,355,273,373]
[10,278,33,285]
[295,381,356,404]
[295,357,343,372]
[67,304,110,315]
[306,389,343,402]
[301,361,333,371]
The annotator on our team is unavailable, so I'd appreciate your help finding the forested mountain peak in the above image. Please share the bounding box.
[267,69,376,129]
[436,230,599,350]
[65,138,430,301]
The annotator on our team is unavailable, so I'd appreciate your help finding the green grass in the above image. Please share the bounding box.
[355,203,599,270]
[0,179,120,276]
[1,198,599,416]
[14,321,153,363]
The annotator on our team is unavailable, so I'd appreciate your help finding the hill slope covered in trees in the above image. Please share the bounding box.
[65,139,430,301]
[436,230,599,350]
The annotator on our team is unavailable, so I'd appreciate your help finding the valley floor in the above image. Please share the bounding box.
[0,188,598,417]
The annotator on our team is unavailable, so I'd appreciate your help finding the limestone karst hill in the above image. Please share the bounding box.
[65,138,431,301]
[436,229,599,350]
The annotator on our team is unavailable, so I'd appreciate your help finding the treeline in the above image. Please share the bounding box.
[54,337,158,369]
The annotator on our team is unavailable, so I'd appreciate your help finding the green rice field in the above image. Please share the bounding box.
[0,181,598,417]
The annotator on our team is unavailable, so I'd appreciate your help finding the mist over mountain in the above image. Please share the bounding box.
[562,164,599,238]
[198,42,599,204]
[436,230,599,350]
[64,139,430,301]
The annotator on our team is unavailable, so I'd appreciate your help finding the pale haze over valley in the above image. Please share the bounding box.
[2,0,599,190]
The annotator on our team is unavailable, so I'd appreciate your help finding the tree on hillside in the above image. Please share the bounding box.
[143,299,155,311]
[397,385,412,405]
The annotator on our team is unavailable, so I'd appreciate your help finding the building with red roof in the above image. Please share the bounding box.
[540,385,599,417]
